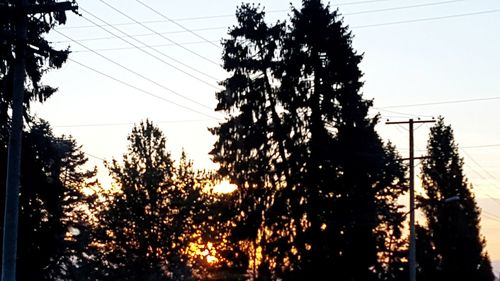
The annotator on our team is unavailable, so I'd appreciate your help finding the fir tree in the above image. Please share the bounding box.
[418,117,494,281]
[15,120,97,280]
[211,1,407,279]
[0,0,73,138]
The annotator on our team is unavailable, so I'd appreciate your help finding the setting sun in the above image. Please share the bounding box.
[213,181,237,194]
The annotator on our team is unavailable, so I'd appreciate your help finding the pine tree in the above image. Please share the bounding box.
[211,1,406,279]
[418,117,494,281]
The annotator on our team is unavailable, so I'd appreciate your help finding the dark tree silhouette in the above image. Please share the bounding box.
[1,1,77,278]
[418,117,494,281]
[209,4,287,279]
[3,120,97,281]
[0,0,73,134]
[415,225,439,281]
[94,120,208,281]
[211,1,406,279]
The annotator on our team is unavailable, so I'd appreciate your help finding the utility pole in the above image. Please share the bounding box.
[1,2,77,281]
[2,1,29,280]
[386,118,435,281]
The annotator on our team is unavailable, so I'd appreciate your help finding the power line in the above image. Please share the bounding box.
[55,30,219,113]
[353,9,500,29]
[67,57,220,120]
[133,0,221,49]
[374,107,435,118]
[335,0,410,6]
[461,148,499,181]
[53,6,500,47]
[55,0,466,41]
[460,149,500,207]
[345,0,464,16]
[85,152,106,162]
[55,11,282,30]
[131,0,462,49]
[379,96,500,109]
[53,119,215,128]
[95,0,221,66]
[53,26,226,43]
[79,7,221,87]
[71,40,219,53]
[397,144,500,151]
[55,0,407,30]
[482,210,500,223]
[462,162,500,207]
[461,144,500,149]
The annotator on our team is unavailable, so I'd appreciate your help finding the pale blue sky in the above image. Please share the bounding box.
[31,0,500,272]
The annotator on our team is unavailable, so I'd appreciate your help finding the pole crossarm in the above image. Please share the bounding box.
[401,156,430,161]
[386,119,436,125]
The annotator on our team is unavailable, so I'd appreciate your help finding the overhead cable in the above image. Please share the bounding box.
[66,57,220,120]
[379,96,500,109]
[55,30,219,113]
[96,0,221,66]
[353,9,500,29]
[71,40,219,53]
[132,0,221,49]
[80,7,221,87]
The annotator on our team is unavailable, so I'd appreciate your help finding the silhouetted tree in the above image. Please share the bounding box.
[211,1,406,279]
[95,120,208,281]
[418,117,494,281]
[1,1,77,278]
[6,120,97,281]
[415,225,439,281]
[0,0,73,137]
[210,4,286,279]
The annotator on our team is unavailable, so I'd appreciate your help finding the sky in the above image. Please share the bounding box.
[30,0,500,275]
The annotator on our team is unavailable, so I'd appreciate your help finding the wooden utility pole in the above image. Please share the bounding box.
[2,1,29,280]
[1,2,77,281]
[386,118,435,281]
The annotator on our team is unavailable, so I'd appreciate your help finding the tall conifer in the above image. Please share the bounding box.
[419,118,494,281]
[212,1,407,279]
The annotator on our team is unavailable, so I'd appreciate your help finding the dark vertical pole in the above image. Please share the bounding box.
[385,118,435,281]
[2,0,27,280]
[409,119,416,281]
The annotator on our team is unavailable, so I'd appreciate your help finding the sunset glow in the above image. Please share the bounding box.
[213,181,237,194]
[187,240,220,266]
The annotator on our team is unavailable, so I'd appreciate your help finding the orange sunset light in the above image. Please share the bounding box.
[213,181,237,194]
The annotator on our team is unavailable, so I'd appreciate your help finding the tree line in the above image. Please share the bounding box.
[0,0,495,280]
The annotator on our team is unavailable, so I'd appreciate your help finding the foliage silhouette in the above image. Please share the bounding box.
[418,117,494,281]
[211,1,407,279]
[93,120,214,281]
[0,120,97,280]
[0,0,73,125]
[0,1,77,278]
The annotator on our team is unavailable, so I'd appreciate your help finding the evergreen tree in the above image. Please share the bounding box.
[95,120,207,281]
[1,1,78,278]
[211,1,406,279]
[15,120,97,281]
[0,0,74,136]
[210,4,286,279]
[418,117,494,281]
